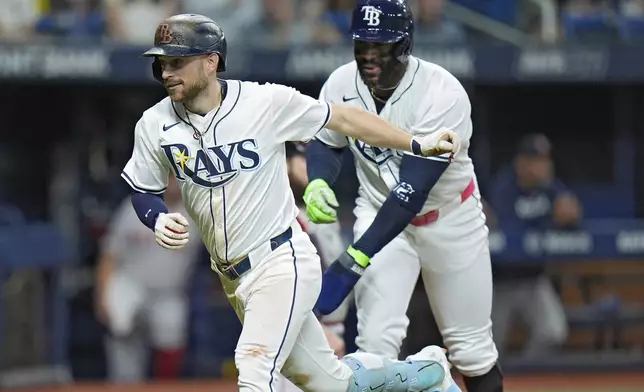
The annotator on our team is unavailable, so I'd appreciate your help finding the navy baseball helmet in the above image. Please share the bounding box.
[142,14,227,83]
[350,0,414,58]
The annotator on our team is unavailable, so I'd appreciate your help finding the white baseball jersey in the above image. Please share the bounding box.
[122,81,331,264]
[316,56,475,213]
[102,198,200,290]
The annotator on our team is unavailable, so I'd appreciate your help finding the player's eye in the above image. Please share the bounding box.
[159,58,183,70]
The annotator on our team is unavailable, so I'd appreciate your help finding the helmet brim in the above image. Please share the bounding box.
[352,29,406,44]
[141,45,210,58]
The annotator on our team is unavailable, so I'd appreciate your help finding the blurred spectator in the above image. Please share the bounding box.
[0,0,39,42]
[621,0,644,15]
[180,0,262,47]
[248,0,342,48]
[618,0,644,42]
[104,0,179,44]
[562,0,618,43]
[409,0,467,45]
[450,0,518,26]
[487,134,582,357]
[35,0,106,42]
[324,0,353,37]
[94,176,201,382]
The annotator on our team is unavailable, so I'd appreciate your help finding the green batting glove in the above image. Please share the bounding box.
[304,179,339,223]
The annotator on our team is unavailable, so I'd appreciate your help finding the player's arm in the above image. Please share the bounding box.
[350,155,448,260]
[122,117,189,250]
[306,79,348,189]
[315,88,470,316]
[550,179,583,228]
[269,83,459,157]
[305,80,349,224]
[315,157,450,315]
[326,104,458,157]
[349,89,472,262]
[309,221,351,344]
[122,117,170,229]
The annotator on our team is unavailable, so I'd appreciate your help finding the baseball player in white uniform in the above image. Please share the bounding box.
[95,176,200,382]
[304,1,504,392]
[121,13,462,392]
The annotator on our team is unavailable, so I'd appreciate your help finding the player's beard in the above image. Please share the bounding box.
[166,71,209,103]
[183,74,209,103]
[355,45,408,92]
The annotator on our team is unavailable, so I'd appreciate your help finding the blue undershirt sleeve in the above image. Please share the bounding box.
[352,155,450,258]
[306,138,345,186]
[130,191,169,230]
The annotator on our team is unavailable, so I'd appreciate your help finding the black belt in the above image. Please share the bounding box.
[220,227,293,280]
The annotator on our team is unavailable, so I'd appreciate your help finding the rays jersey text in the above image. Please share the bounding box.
[122,80,331,263]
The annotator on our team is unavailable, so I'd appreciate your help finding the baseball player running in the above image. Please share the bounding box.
[305,1,503,392]
[121,13,461,392]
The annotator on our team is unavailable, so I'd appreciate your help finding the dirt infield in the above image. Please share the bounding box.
[14,373,644,392]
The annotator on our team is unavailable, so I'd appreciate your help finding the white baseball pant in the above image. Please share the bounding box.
[211,221,354,392]
[351,185,499,377]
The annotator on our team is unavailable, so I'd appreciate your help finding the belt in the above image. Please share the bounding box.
[218,227,293,280]
[410,179,476,227]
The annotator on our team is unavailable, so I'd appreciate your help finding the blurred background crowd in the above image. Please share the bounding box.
[6,0,644,47]
[1,0,644,391]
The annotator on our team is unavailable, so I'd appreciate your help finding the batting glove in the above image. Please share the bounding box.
[315,246,369,315]
[154,212,190,250]
[412,127,461,161]
[303,179,339,224]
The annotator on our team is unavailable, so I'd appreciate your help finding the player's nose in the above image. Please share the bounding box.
[360,49,379,63]
[162,68,173,80]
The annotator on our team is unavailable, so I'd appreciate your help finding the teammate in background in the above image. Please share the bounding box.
[95,176,200,382]
[486,134,578,357]
[304,1,503,391]
[121,13,461,392]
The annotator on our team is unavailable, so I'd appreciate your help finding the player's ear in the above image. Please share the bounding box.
[207,53,219,73]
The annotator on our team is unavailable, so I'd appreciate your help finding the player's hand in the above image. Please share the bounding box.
[303,179,339,224]
[315,246,369,315]
[322,324,346,358]
[154,212,190,250]
[412,127,461,160]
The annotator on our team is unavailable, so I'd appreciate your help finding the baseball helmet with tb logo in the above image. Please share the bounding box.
[350,0,414,58]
